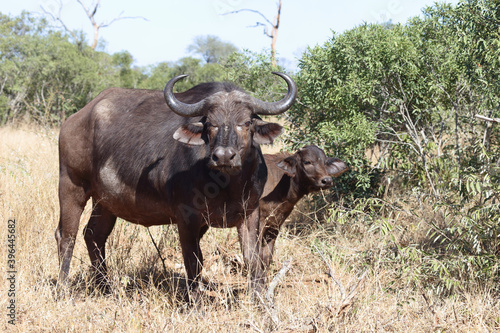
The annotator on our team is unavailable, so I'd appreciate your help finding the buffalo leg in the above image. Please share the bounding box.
[55,170,89,288]
[260,227,280,269]
[238,208,265,298]
[83,201,117,290]
[177,219,206,303]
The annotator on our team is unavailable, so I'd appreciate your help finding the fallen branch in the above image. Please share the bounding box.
[266,259,293,305]
[260,258,293,327]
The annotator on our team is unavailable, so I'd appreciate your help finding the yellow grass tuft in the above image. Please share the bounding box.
[1,124,498,332]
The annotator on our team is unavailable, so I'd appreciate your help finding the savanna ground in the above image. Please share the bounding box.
[1,124,498,332]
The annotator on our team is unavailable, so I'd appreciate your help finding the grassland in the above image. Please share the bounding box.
[1,124,498,332]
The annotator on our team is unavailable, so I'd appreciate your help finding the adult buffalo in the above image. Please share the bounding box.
[249,145,348,270]
[55,72,297,301]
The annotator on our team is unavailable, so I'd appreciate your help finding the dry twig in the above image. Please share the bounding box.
[146,227,168,277]
[314,245,368,316]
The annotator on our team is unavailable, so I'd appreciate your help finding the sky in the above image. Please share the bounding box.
[2,0,460,71]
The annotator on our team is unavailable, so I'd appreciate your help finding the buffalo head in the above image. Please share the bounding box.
[276,145,348,191]
[164,72,297,175]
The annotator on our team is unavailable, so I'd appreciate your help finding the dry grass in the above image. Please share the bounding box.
[1,124,498,332]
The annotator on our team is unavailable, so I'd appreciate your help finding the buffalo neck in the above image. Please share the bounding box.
[288,172,309,205]
[270,172,308,208]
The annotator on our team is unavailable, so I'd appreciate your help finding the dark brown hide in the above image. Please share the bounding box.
[243,145,348,270]
[55,74,296,301]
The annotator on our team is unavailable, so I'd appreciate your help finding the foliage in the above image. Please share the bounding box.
[112,50,144,88]
[454,0,500,107]
[221,49,290,101]
[139,57,225,91]
[286,0,500,295]
[289,22,424,198]
[0,15,235,122]
[0,12,121,123]
[139,51,285,95]
[186,34,238,64]
[287,1,499,195]
[314,114,377,197]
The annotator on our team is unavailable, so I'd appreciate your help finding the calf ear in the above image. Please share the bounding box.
[173,122,205,145]
[326,157,348,177]
[277,156,297,177]
[253,119,283,145]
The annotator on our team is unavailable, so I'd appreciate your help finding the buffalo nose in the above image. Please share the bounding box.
[321,176,333,186]
[212,146,237,165]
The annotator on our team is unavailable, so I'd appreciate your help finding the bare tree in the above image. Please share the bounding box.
[223,0,282,67]
[42,0,147,50]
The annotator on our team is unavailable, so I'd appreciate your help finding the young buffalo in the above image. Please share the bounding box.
[250,145,348,269]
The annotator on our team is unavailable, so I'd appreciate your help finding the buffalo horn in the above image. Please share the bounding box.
[250,72,297,115]
[164,72,297,117]
[163,75,206,117]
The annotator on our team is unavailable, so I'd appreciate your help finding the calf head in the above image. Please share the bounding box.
[164,72,297,175]
[276,145,348,191]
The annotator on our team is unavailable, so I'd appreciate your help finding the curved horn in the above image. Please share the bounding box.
[250,72,297,115]
[163,74,206,117]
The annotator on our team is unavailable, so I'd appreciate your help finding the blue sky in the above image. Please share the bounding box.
[3,0,459,70]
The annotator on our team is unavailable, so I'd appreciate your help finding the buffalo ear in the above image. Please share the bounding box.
[173,122,205,145]
[276,156,297,177]
[253,119,283,145]
[326,157,348,177]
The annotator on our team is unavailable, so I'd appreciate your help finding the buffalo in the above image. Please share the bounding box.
[55,72,297,302]
[246,145,348,270]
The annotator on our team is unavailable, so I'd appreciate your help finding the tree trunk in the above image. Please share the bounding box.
[91,24,99,50]
[270,0,282,67]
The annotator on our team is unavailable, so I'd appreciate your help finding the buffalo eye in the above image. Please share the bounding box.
[303,160,312,165]
[237,121,252,131]
[205,122,218,130]
[238,121,251,128]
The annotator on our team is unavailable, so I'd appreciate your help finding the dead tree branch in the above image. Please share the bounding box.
[222,0,281,67]
[259,258,292,327]
[475,113,499,152]
[77,0,148,50]
[41,0,81,46]
[43,0,148,50]
[224,9,275,29]
[475,114,500,123]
